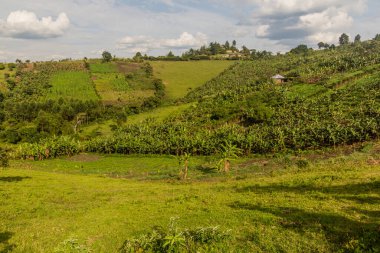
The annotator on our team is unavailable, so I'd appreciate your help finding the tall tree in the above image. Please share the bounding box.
[354,34,361,43]
[224,41,230,50]
[339,33,350,45]
[241,45,250,56]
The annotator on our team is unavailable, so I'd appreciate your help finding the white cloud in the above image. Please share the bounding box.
[0,10,70,39]
[252,0,367,16]
[297,7,353,31]
[256,25,270,37]
[242,0,369,46]
[118,32,208,53]
[306,32,341,44]
[162,32,207,48]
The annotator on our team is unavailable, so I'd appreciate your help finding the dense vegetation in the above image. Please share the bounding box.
[14,39,380,159]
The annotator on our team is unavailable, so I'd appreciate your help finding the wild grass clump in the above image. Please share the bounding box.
[54,237,91,253]
[119,218,231,253]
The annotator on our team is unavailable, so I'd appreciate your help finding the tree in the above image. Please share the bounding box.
[224,40,230,50]
[176,152,191,180]
[317,42,326,49]
[241,45,250,56]
[167,51,175,57]
[102,51,112,62]
[218,142,241,173]
[373,34,380,41]
[339,33,349,45]
[290,44,309,54]
[133,52,143,62]
[354,34,361,43]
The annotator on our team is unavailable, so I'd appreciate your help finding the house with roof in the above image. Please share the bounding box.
[271,74,286,84]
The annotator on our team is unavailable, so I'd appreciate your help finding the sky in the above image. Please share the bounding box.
[0,0,379,62]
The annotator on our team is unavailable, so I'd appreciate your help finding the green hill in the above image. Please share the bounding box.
[150,60,234,100]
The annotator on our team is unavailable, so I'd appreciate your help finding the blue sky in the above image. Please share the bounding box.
[0,0,378,61]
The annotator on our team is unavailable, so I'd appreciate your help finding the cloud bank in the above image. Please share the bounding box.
[0,10,70,39]
[118,32,208,53]
[250,0,367,44]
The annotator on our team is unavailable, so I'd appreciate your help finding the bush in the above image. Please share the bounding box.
[0,148,9,167]
[119,218,231,253]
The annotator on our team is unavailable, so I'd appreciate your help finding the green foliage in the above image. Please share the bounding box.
[339,33,350,45]
[119,218,231,253]
[0,63,5,70]
[102,51,112,62]
[0,147,9,167]
[290,44,310,55]
[17,136,81,160]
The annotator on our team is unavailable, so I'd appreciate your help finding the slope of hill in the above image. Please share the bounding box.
[150,60,234,100]
[78,40,380,157]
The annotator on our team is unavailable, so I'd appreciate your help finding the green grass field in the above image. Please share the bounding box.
[126,103,194,125]
[1,143,379,252]
[150,61,234,100]
[286,83,328,99]
[47,71,99,101]
[92,72,154,106]
[89,62,118,73]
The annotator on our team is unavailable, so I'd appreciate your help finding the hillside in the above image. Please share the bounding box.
[79,40,380,157]
[150,60,234,100]
[0,39,378,156]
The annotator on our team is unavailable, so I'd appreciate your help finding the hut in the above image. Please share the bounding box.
[271,74,286,84]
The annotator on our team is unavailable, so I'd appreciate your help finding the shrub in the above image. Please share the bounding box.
[119,218,231,253]
[0,148,9,167]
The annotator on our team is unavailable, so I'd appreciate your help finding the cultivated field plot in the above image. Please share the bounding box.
[150,61,234,100]
[46,71,99,101]
[126,103,194,125]
[1,145,379,252]
[90,62,156,106]
[92,73,154,106]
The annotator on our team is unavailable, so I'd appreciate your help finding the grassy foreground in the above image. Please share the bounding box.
[1,144,379,252]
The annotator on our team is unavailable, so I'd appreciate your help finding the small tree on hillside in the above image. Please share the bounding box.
[218,142,241,173]
[374,34,380,41]
[354,34,361,44]
[318,42,325,49]
[177,152,191,180]
[102,51,112,62]
[290,44,309,55]
[339,33,350,45]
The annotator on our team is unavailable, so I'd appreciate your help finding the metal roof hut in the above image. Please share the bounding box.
[271,74,286,84]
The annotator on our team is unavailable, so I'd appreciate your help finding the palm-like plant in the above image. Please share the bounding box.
[218,142,241,173]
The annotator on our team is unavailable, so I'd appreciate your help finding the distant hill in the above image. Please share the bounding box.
[1,39,379,158]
